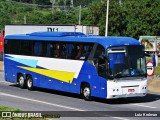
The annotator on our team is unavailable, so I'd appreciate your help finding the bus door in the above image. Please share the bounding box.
[93,44,107,97]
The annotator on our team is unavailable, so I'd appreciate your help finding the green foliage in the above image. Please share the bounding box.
[0,106,20,111]
[87,0,160,38]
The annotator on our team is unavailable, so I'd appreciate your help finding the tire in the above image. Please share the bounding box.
[81,84,91,101]
[26,75,34,90]
[18,74,26,89]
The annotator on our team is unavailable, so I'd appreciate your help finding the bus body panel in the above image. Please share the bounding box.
[4,54,108,99]
[4,32,147,99]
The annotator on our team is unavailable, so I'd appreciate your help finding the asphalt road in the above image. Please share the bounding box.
[0,72,160,120]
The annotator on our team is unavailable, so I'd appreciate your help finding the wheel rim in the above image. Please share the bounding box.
[83,87,90,98]
[19,76,24,86]
[27,78,32,88]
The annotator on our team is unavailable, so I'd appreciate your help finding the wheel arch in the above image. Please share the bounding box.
[26,74,32,79]
[80,82,90,93]
[17,73,24,82]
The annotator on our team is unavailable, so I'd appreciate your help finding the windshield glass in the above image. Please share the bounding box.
[108,46,147,78]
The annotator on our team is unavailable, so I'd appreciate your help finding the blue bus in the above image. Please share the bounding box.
[4,32,147,100]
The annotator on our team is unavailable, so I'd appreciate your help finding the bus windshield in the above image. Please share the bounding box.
[108,46,147,78]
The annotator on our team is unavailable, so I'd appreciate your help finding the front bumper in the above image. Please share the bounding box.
[106,78,148,99]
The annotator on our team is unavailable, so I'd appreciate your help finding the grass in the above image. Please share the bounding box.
[0,106,20,111]
[0,106,21,119]
[155,66,160,76]
[146,57,152,62]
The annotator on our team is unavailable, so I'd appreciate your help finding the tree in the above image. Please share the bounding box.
[86,0,160,38]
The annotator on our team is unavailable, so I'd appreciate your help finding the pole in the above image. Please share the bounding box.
[119,0,122,6]
[64,0,66,12]
[24,15,26,24]
[70,0,74,7]
[79,5,81,25]
[105,0,109,36]
[51,0,54,13]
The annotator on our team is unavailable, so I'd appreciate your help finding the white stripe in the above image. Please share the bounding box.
[6,54,84,78]
[0,92,130,120]
[131,104,156,109]
[0,92,85,111]
[95,113,129,120]
[112,117,130,120]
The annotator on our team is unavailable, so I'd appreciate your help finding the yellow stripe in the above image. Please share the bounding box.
[18,66,75,83]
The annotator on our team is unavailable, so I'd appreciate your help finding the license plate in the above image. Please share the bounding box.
[128,89,135,92]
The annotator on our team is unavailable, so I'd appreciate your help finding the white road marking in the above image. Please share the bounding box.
[0,92,85,111]
[112,117,129,120]
[0,92,129,120]
[131,104,157,109]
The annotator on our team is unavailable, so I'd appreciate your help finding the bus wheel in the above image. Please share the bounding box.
[26,75,33,90]
[81,84,91,101]
[18,74,26,89]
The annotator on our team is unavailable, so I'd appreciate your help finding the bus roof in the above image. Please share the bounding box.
[5,32,141,49]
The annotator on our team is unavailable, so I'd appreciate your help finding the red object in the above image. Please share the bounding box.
[146,61,154,76]
[0,30,4,53]
[128,89,135,92]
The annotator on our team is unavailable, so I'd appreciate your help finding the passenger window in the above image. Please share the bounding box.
[8,40,20,54]
[21,41,32,56]
[46,42,55,58]
[33,41,45,57]
[76,44,84,59]
[83,44,93,60]
[55,43,60,58]
[66,43,74,59]
[59,43,66,59]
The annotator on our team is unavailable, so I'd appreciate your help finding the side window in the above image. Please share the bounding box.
[46,42,66,58]
[4,40,11,54]
[59,43,66,59]
[66,43,78,60]
[66,43,74,59]
[33,41,45,57]
[76,43,94,60]
[21,40,32,56]
[93,44,106,78]
[5,40,33,55]
[76,43,84,59]
[55,43,60,58]
[42,41,93,60]
[93,45,105,65]
[65,42,94,60]
[4,40,21,54]
[71,43,78,59]
[83,43,94,60]
[46,42,55,58]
